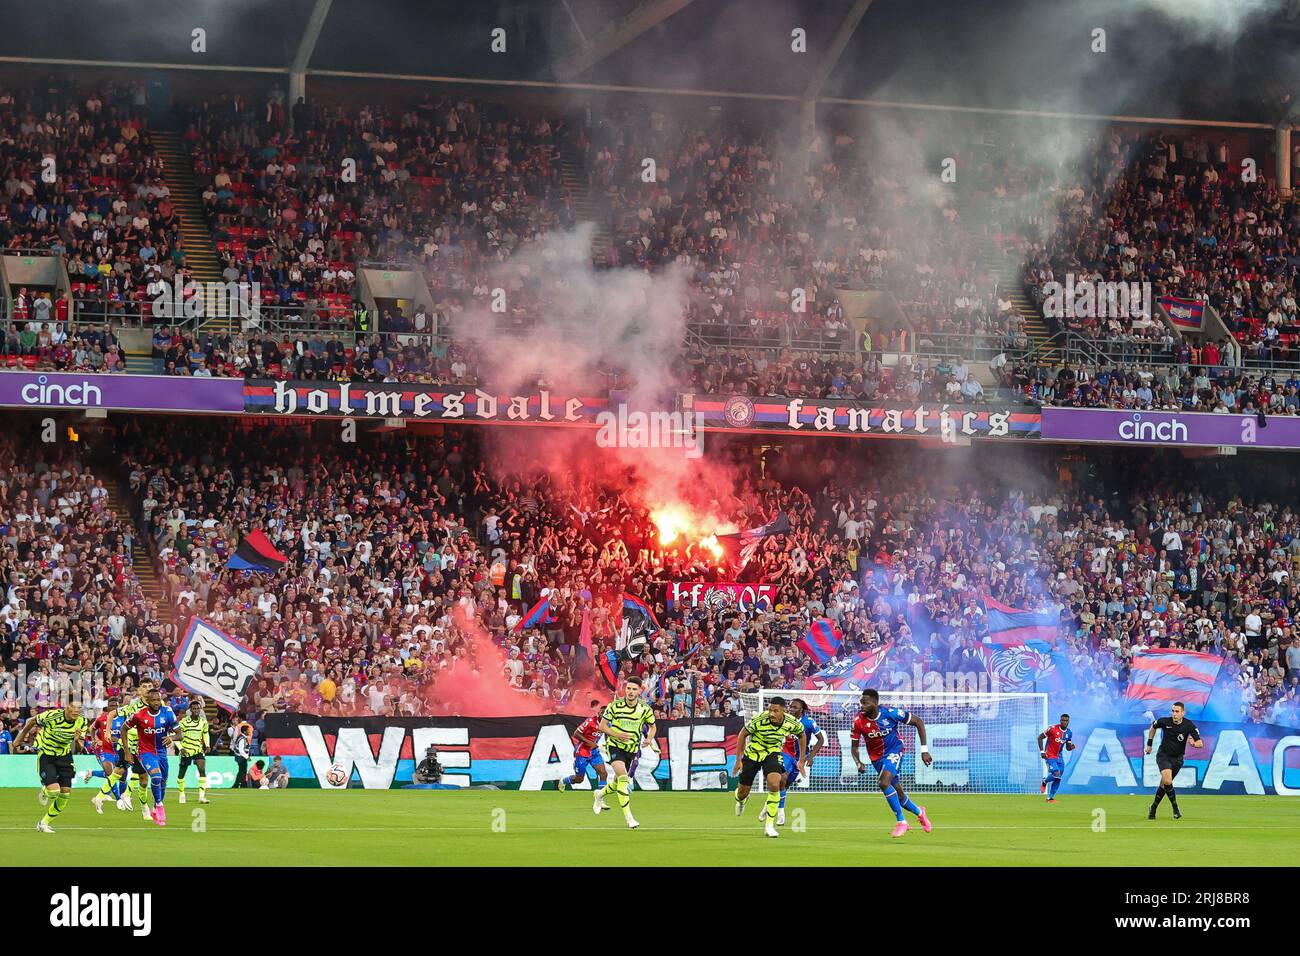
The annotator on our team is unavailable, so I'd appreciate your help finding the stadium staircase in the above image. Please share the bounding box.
[152,130,229,332]
[105,480,170,629]
[107,478,219,720]
[961,215,1058,363]
[123,351,155,375]
[560,141,609,264]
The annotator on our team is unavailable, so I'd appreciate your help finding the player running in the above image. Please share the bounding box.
[1037,713,1075,802]
[762,697,824,828]
[122,688,179,827]
[597,678,657,829]
[85,698,124,814]
[850,688,933,838]
[1146,701,1203,820]
[12,702,90,833]
[117,681,153,813]
[557,698,610,814]
[733,697,807,838]
[175,699,211,805]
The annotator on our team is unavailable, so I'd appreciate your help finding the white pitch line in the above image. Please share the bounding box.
[2,824,1296,833]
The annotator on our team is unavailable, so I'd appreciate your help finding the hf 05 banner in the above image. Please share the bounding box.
[264,714,742,790]
[667,582,776,613]
[1059,721,1300,796]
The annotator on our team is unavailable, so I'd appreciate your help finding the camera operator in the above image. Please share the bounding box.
[414,745,443,784]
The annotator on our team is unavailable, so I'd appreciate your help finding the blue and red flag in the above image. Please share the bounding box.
[513,596,553,632]
[658,643,704,698]
[982,596,1060,645]
[227,529,288,573]
[796,618,843,666]
[1159,295,1204,331]
[597,649,621,691]
[804,642,893,691]
[1125,648,1223,716]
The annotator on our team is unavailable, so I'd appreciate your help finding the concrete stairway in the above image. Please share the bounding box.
[151,130,228,331]
[560,142,609,264]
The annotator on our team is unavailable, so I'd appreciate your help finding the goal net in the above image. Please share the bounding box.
[738,689,1048,794]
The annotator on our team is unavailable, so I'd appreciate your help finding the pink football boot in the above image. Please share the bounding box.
[890,821,909,838]
[917,806,932,833]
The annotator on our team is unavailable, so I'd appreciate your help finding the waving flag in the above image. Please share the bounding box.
[227,530,288,573]
[982,596,1060,645]
[172,618,262,712]
[1125,648,1223,716]
[717,512,790,567]
[804,642,893,691]
[597,649,621,691]
[513,596,553,632]
[1159,295,1204,330]
[975,643,1073,692]
[658,646,704,701]
[620,593,661,647]
[797,619,843,665]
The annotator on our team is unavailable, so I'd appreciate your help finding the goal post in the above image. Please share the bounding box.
[738,689,1049,794]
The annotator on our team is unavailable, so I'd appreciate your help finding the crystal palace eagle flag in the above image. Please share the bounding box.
[981,596,1060,645]
[804,642,893,691]
[227,529,289,573]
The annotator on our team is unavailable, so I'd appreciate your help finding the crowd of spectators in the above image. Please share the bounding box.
[1,312,128,372]
[0,434,184,747]
[585,107,1022,354]
[0,78,193,325]
[7,420,1265,734]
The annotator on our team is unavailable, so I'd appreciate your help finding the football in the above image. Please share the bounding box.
[326,765,349,788]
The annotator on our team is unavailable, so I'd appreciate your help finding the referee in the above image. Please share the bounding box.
[1146,701,1204,820]
[13,702,90,833]
[732,697,807,838]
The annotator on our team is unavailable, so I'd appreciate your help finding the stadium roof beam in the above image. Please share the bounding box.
[0,54,1276,130]
[553,0,697,81]
[289,0,334,103]
[802,0,875,105]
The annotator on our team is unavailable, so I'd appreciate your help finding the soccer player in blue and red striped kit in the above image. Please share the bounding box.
[850,689,933,838]
[123,688,178,827]
[1038,714,1075,802]
[557,699,609,813]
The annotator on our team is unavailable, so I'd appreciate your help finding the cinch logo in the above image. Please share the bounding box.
[21,375,103,407]
[50,886,152,936]
[1118,414,1187,443]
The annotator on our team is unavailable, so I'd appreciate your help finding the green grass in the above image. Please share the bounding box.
[2,789,1294,866]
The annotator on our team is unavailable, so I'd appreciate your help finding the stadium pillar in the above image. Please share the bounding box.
[289,71,306,105]
[1277,125,1293,196]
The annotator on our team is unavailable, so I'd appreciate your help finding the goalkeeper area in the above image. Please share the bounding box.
[738,690,1049,794]
[0,790,1290,867]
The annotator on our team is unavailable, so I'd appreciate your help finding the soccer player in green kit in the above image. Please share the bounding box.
[732,697,807,838]
[176,698,211,805]
[13,701,90,833]
[597,677,657,829]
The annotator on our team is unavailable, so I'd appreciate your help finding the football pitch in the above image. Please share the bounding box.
[1,790,1293,866]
